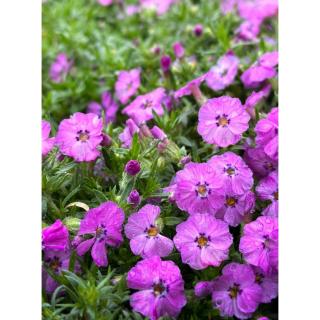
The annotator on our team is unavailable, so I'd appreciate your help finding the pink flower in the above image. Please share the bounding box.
[42,220,69,252]
[241,64,276,88]
[236,19,261,41]
[215,190,255,227]
[140,0,179,16]
[208,152,254,195]
[125,204,173,258]
[205,51,239,91]
[42,120,55,156]
[239,216,278,273]
[119,118,140,148]
[173,42,185,59]
[173,213,232,270]
[255,107,278,161]
[115,68,141,104]
[87,102,102,116]
[259,51,278,68]
[174,162,225,215]
[174,73,207,100]
[56,112,103,162]
[76,201,125,267]
[97,0,113,6]
[49,53,72,83]
[256,171,278,217]
[238,0,278,23]
[221,0,237,14]
[127,256,186,320]
[197,96,250,147]
[244,84,271,117]
[194,281,214,297]
[211,263,262,319]
[122,88,166,124]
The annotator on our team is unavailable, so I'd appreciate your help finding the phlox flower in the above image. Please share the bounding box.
[55,112,103,162]
[119,118,140,148]
[239,216,278,273]
[125,204,173,258]
[208,152,254,195]
[174,73,207,100]
[197,96,250,147]
[42,219,69,252]
[244,84,271,118]
[115,68,141,104]
[127,256,186,320]
[211,263,262,319]
[42,120,55,156]
[49,53,72,83]
[173,162,225,215]
[173,213,232,270]
[75,201,125,267]
[238,0,278,23]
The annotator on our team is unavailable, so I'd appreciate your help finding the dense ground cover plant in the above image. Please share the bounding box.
[42,0,278,319]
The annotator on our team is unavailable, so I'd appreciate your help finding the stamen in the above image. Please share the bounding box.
[147,226,158,237]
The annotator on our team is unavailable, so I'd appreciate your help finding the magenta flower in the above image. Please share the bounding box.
[174,162,225,215]
[42,220,69,252]
[125,204,173,258]
[173,42,185,59]
[236,19,261,41]
[42,120,55,157]
[174,213,232,270]
[115,68,141,104]
[221,0,237,14]
[215,190,255,227]
[255,107,278,161]
[194,281,214,297]
[160,55,171,73]
[244,84,271,118]
[256,171,278,217]
[76,201,125,267]
[208,152,254,195]
[241,64,276,88]
[125,160,141,176]
[259,51,278,68]
[150,126,167,140]
[174,73,207,100]
[127,256,186,320]
[238,0,278,23]
[252,266,278,303]
[205,51,239,91]
[244,145,277,178]
[119,119,140,148]
[193,24,203,37]
[55,112,103,162]
[211,263,262,319]
[239,216,278,273]
[87,101,102,116]
[49,53,72,83]
[122,88,166,124]
[197,96,250,147]
[127,189,141,207]
[97,0,113,5]
[101,91,119,124]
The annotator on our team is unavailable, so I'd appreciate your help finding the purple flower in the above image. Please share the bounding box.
[49,53,72,83]
[101,91,119,124]
[127,256,187,320]
[259,51,278,68]
[255,107,278,161]
[205,51,239,91]
[221,0,237,14]
[42,251,80,293]
[122,88,166,124]
[241,64,276,88]
[211,263,262,319]
[160,55,171,73]
[256,171,278,217]
[197,96,250,148]
[42,120,55,156]
[115,68,141,104]
[173,42,185,59]
[150,126,167,140]
[97,0,113,5]
[174,162,225,215]
[258,317,270,320]
[174,213,232,270]
[215,190,255,227]
[119,119,140,148]
[244,146,277,178]
[127,189,141,207]
[239,216,278,273]
[174,73,207,100]
[125,160,141,176]
[194,281,214,297]
[251,266,278,303]
[76,201,125,267]
[208,152,254,195]
[125,204,173,258]
[42,220,69,252]
[244,84,271,118]
[236,20,261,41]
[193,24,203,37]
[238,0,278,23]
[55,112,103,162]
[87,101,102,116]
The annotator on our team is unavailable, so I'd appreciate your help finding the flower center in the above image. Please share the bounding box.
[255,274,264,284]
[197,235,208,247]
[49,257,61,272]
[147,226,158,237]
[273,191,278,200]
[76,130,90,142]
[225,165,236,176]
[96,225,106,240]
[226,197,237,207]
[153,283,165,296]
[143,99,153,109]
[216,114,230,127]
[229,284,241,299]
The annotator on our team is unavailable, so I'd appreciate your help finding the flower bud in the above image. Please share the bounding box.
[173,42,185,59]
[101,133,112,147]
[127,189,141,207]
[125,160,141,176]
[193,24,203,37]
[180,155,191,166]
[160,55,171,73]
